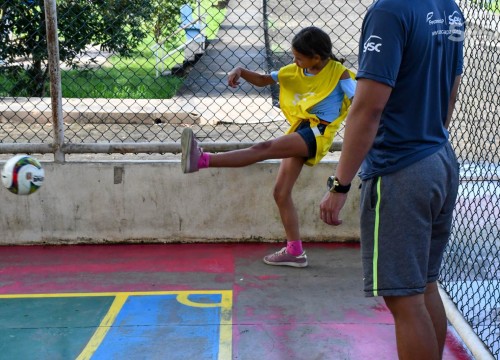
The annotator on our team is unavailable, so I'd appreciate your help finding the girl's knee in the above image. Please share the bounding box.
[251,141,273,152]
[273,185,292,205]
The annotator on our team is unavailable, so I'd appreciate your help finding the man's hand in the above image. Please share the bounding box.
[320,191,348,226]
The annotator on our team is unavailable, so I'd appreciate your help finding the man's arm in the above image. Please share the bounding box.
[319,78,392,226]
[445,75,461,129]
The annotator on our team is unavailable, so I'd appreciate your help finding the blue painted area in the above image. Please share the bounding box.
[92,294,222,360]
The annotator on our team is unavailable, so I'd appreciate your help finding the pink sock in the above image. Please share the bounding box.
[286,240,303,256]
[198,153,210,169]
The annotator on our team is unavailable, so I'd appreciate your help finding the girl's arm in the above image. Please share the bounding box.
[340,70,356,100]
[228,67,275,88]
[340,70,350,80]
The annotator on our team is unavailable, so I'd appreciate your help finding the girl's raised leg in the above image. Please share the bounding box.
[181,127,309,173]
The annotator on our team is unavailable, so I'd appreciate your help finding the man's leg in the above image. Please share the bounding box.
[424,281,447,358]
[384,294,441,360]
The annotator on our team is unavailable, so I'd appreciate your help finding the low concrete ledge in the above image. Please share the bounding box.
[0,160,360,245]
[0,97,201,125]
[0,96,283,126]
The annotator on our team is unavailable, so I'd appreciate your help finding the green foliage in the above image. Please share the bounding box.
[0,0,227,99]
[147,0,194,44]
[488,0,500,12]
[61,67,183,99]
[203,0,226,40]
[472,0,500,12]
[0,0,155,96]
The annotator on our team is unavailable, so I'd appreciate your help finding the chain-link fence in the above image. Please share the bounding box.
[0,0,369,158]
[0,0,499,356]
[439,1,500,358]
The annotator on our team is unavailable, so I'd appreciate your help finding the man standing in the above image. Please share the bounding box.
[320,1,464,359]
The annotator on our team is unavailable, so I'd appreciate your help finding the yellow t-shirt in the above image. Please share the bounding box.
[277,60,355,166]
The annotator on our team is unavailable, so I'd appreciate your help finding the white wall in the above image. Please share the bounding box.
[0,160,360,244]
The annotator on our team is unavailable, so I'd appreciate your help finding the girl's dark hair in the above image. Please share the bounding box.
[291,26,345,63]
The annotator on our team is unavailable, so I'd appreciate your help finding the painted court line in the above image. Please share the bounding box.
[0,290,233,360]
[76,294,128,360]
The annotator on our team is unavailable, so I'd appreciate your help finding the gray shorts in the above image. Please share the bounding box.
[360,142,459,297]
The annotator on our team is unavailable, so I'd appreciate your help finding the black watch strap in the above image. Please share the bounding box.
[327,176,351,194]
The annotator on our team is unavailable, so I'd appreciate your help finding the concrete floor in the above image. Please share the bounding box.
[0,243,472,360]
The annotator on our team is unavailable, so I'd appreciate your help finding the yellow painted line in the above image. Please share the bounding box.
[218,290,233,360]
[373,177,381,297]
[176,292,224,308]
[0,290,228,298]
[174,291,233,360]
[0,293,113,298]
[75,294,128,360]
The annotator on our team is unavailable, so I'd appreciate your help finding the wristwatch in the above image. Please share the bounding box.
[327,176,351,194]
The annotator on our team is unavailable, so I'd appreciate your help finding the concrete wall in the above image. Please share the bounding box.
[0,160,360,245]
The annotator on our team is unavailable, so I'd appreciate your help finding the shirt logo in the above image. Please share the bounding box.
[448,11,464,26]
[363,35,382,53]
[426,12,445,25]
[292,92,315,106]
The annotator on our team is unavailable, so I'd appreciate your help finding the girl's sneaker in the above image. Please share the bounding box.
[263,247,308,268]
[181,128,202,173]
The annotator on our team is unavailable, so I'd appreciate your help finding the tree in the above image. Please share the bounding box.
[0,0,155,97]
[149,0,195,45]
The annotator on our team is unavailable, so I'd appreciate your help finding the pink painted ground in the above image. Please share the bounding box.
[0,243,472,359]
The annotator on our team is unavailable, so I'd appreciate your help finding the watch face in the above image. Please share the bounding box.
[327,176,335,190]
[327,176,350,193]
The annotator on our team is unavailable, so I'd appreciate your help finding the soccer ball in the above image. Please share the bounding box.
[1,155,45,195]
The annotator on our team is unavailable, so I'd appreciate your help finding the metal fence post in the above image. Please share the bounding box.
[43,0,65,163]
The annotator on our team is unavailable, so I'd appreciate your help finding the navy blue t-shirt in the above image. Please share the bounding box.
[357,0,464,180]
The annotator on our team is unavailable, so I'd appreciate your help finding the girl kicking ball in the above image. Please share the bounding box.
[181,26,356,268]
